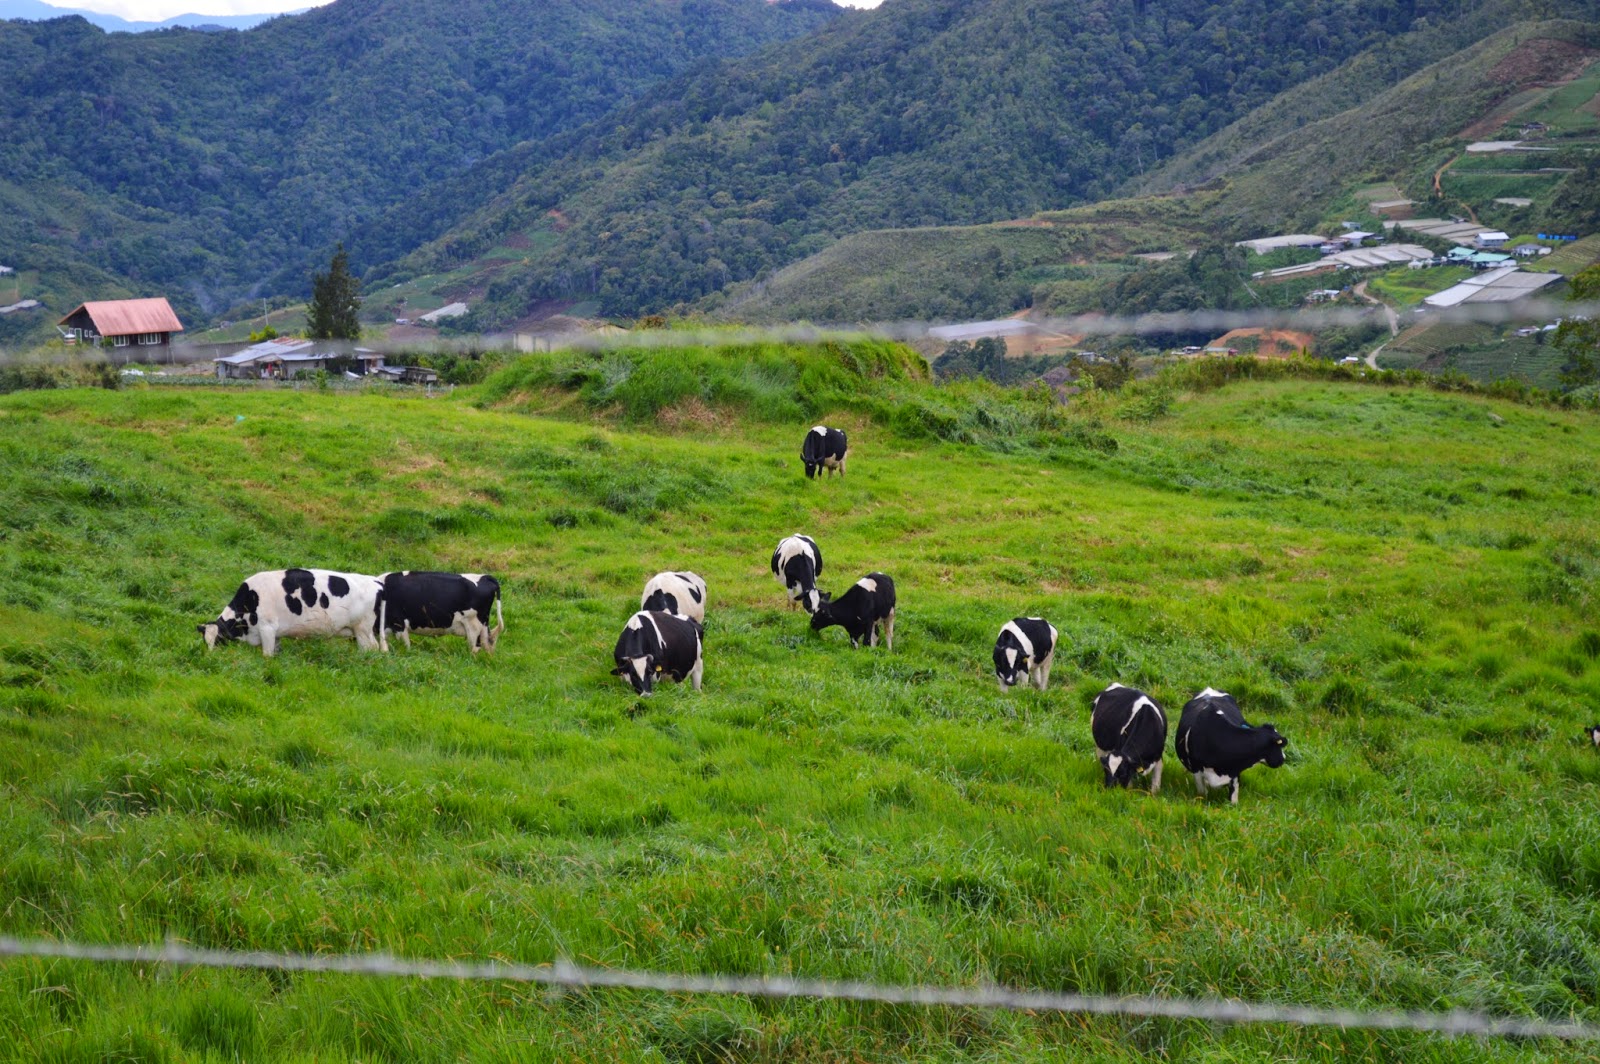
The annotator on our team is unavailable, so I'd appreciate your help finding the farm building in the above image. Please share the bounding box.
[1422,267,1563,308]
[1235,234,1327,255]
[213,338,384,380]
[57,297,183,349]
[374,365,440,384]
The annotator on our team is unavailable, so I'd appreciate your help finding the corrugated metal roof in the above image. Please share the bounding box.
[214,338,316,365]
[60,298,184,335]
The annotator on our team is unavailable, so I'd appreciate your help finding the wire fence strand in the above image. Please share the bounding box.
[1,936,1596,1041]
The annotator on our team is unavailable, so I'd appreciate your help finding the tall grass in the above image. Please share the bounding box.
[1,350,1599,1060]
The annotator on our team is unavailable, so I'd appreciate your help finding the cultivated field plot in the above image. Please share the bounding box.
[2,347,1599,1061]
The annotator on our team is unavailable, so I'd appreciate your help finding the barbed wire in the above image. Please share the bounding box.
[1,936,1596,1041]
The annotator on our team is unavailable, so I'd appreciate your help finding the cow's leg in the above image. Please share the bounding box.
[354,623,377,652]
[1193,771,1206,797]
[690,656,703,692]
[1149,761,1163,795]
[1230,779,1240,804]
[866,623,877,648]
[997,677,1008,694]
[884,609,895,652]
[259,628,279,657]
[1035,651,1053,691]
[462,615,485,654]
[400,621,413,650]
[489,598,504,652]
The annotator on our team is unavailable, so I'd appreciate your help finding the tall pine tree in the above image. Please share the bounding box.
[307,244,361,340]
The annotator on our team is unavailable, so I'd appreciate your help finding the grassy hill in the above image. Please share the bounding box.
[1,345,1599,1059]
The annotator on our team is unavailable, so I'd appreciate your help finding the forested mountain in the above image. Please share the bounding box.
[0,0,841,328]
[382,0,1551,326]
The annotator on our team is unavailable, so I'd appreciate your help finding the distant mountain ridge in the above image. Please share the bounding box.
[377,0,1562,328]
[0,0,843,343]
[0,0,294,31]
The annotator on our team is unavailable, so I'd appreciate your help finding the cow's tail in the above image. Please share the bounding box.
[491,592,505,650]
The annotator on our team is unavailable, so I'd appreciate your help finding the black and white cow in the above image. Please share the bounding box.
[1174,687,1287,804]
[381,571,503,653]
[1588,724,1600,749]
[1091,683,1167,792]
[993,617,1057,692]
[611,610,704,695]
[810,572,895,650]
[772,534,825,613]
[801,425,848,479]
[199,568,386,657]
[641,571,707,625]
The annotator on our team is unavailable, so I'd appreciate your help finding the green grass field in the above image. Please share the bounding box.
[1366,266,1473,307]
[2,342,1599,1061]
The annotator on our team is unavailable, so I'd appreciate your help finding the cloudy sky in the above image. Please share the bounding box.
[49,0,880,25]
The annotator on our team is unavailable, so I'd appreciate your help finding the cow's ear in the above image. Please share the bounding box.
[1275,736,1287,747]
[609,666,624,675]
[195,624,205,634]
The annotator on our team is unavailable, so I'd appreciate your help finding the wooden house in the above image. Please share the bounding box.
[58,298,183,350]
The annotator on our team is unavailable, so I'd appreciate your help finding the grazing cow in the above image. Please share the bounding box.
[1091,683,1167,792]
[801,425,848,479]
[198,568,386,657]
[611,610,703,695]
[811,572,895,650]
[1174,688,1287,803]
[641,571,707,625]
[772,534,825,613]
[993,617,1057,692]
[1588,724,1600,748]
[381,571,503,653]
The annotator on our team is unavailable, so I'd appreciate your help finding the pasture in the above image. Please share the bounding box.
[1,342,1599,1061]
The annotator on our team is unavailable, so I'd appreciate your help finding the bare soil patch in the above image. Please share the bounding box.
[1210,328,1314,359]
[1487,39,1597,87]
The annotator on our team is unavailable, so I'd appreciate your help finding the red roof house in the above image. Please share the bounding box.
[58,298,184,348]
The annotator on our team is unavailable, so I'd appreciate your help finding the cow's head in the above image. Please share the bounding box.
[807,592,838,630]
[1102,752,1140,788]
[803,460,819,480]
[197,612,249,649]
[611,655,659,696]
[1587,724,1600,748]
[994,643,1029,688]
[1258,725,1288,768]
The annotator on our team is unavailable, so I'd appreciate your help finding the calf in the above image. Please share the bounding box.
[771,534,825,613]
[611,610,703,695]
[1091,683,1167,792]
[810,572,895,650]
[801,425,848,479]
[199,568,386,657]
[993,617,1057,692]
[1175,688,1287,803]
[381,571,503,653]
[641,570,707,625]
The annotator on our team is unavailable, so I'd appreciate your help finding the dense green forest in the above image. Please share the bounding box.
[0,0,841,323]
[385,0,1564,325]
